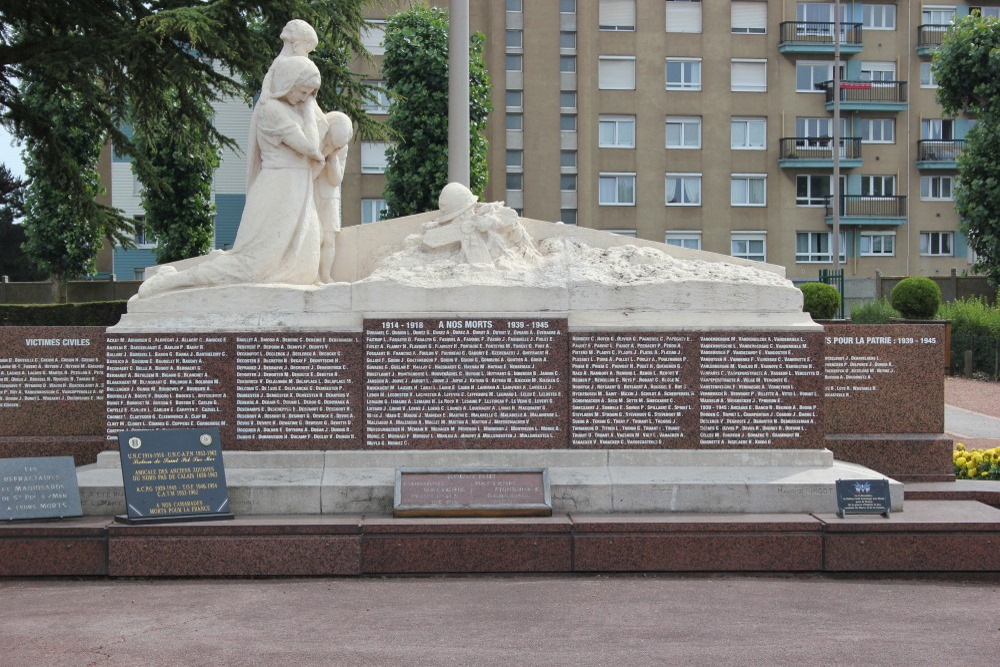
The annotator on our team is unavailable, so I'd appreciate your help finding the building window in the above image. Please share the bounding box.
[560,209,578,224]
[921,175,955,201]
[361,82,390,114]
[506,113,523,130]
[731,233,766,262]
[560,174,578,191]
[860,61,896,82]
[796,61,835,93]
[731,59,766,92]
[560,114,577,131]
[731,117,766,150]
[360,142,388,174]
[797,2,845,24]
[361,20,386,56]
[863,4,896,30]
[599,173,636,206]
[860,232,895,256]
[665,232,702,250]
[506,29,523,49]
[599,56,636,90]
[922,7,956,26]
[922,118,954,140]
[361,198,387,224]
[506,150,523,168]
[560,0,576,13]
[666,116,701,149]
[560,91,577,109]
[560,150,577,168]
[796,116,847,139]
[861,175,895,197]
[666,0,702,33]
[920,231,954,256]
[665,174,702,206]
[505,89,523,109]
[609,229,637,238]
[506,173,524,191]
[731,174,766,206]
[599,0,636,31]
[859,118,895,144]
[974,8,1000,19]
[506,0,522,12]
[599,114,635,148]
[796,174,841,207]
[666,58,701,90]
[133,216,155,248]
[920,62,938,88]
[560,31,577,49]
[731,2,767,34]
[795,231,846,263]
[560,56,577,73]
[506,54,523,72]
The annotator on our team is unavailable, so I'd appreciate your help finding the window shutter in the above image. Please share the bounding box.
[666,1,702,33]
[732,61,766,91]
[599,58,636,89]
[599,0,635,29]
[731,2,766,32]
[361,142,388,173]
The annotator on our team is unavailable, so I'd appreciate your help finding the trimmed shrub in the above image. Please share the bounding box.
[889,277,941,319]
[850,297,901,324]
[0,301,127,326]
[939,296,1000,378]
[799,282,841,320]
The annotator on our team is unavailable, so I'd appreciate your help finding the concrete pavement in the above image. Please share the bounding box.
[2,576,998,666]
[945,405,1000,441]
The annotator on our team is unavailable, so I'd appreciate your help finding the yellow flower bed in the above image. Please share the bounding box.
[953,443,1000,480]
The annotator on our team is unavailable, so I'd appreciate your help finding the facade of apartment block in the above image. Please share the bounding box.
[112,1,987,283]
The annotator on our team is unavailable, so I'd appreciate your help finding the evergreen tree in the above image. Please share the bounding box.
[382,4,492,218]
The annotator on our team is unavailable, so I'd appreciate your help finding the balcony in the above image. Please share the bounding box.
[821,80,907,112]
[917,25,950,56]
[825,195,907,226]
[778,22,863,55]
[916,139,963,170]
[778,137,862,169]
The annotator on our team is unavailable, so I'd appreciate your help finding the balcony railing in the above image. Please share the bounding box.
[779,137,862,161]
[917,24,951,48]
[779,21,863,46]
[917,139,964,162]
[825,195,907,219]
[821,80,907,105]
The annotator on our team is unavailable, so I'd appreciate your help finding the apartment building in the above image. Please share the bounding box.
[112,1,985,282]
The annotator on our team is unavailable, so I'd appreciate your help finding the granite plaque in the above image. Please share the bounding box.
[0,456,82,520]
[824,324,946,434]
[835,478,891,518]
[394,468,551,517]
[365,318,567,448]
[116,428,232,523]
[0,327,106,437]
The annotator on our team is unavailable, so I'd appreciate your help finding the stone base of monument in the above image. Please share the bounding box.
[76,449,903,516]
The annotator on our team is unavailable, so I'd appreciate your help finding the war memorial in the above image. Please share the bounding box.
[2,20,998,578]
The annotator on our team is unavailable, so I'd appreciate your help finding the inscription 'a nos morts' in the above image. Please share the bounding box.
[364,318,567,449]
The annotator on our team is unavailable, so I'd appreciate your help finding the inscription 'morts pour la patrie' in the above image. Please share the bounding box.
[365,318,567,448]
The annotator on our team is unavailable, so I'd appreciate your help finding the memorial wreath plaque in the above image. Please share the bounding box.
[835,478,892,518]
[0,456,82,521]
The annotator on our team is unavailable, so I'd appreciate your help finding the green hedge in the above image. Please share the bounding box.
[890,276,942,319]
[799,282,840,320]
[0,301,128,326]
[939,296,1000,379]
[849,297,901,324]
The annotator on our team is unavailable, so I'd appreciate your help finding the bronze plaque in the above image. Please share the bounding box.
[394,468,551,517]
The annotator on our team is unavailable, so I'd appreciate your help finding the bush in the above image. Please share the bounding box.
[0,300,127,326]
[799,282,841,319]
[889,277,942,319]
[939,296,1000,378]
[850,297,901,323]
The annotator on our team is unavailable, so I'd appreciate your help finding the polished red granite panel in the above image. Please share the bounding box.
[0,517,109,576]
[360,516,573,573]
[826,434,954,482]
[0,435,110,465]
[571,514,824,572]
[818,500,1000,571]
[364,318,568,449]
[106,516,362,576]
[824,323,946,434]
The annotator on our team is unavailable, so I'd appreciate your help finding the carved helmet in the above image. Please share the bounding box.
[436,182,478,223]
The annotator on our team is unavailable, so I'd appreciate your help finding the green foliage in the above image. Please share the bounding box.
[849,298,901,324]
[132,95,221,264]
[0,301,128,326]
[890,277,942,319]
[0,165,44,281]
[933,15,1000,283]
[799,282,841,320]
[382,4,492,218]
[18,71,120,284]
[938,296,1000,377]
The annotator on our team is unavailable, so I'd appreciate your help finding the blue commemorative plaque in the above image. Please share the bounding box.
[116,428,233,524]
[835,478,891,518]
[0,456,82,521]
